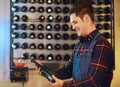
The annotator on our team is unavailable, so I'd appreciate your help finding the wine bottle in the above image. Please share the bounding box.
[102,32,112,39]
[62,7,69,14]
[29,43,36,49]
[47,54,53,61]
[29,24,35,30]
[95,15,104,22]
[12,42,20,49]
[54,33,61,40]
[29,6,36,13]
[47,15,54,22]
[38,0,44,4]
[71,33,78,40]
[21,42,28,49]
[46,33,53,40]
[12,23,19,30]
[62,44,69,50]
[21,0,28,3]
[38,54,45,60]
[103,0,113,5]
[104,15,113,22]
[54,24,60,31]
[11,32,19,38]
[103,23,112,30]
[20,23,27,30]
[46,7,53,13]
[21,6,28,12]
[13,15,20,22]
[21,32,27,39]
[46,44,53,50]
[30,53,37,60]
[46,24,52,31]
[95,0,103,5]
[37,24,44,30]
[94,7,103,14]
[39,15,45,22]
[37,33,44,39]
[63,54,70,61]
[104,7,113,14]
[11,0,19,3]
[62,33,69,40]
[21,52,29,60]
[96,24,103,30]
[22,15,28,22]
[38,44,44,50]
[54,7,61,13]
[11,6,19,12]
[62,24,69,31]
[54,0,61,4]
[29,33,36,39]
[46,0,53,4]
[38,7,44,13]
[63,16,70,22]
[63,0,69,4]
[55,54,61,61]
[54,44,61,50]
[55,15,62,22]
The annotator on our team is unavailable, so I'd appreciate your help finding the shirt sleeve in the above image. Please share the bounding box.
[62,40,114,87]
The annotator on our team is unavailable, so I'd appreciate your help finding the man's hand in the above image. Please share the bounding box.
[49,75,64,87]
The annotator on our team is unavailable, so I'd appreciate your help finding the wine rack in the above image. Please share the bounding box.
[10,0,114,76]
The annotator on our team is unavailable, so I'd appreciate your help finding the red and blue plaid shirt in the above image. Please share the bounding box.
[55,30,114,87]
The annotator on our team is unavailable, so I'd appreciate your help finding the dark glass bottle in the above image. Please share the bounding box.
[46,0,53,4]
[62,33,69,40]
[46,24,52,31]
[29,6,36,13]
[54,0,61,4]
[102,32,112,39]
[62,24,69,31]
[104,7,113,14]
[37,24,44,30]
[30,54,37,60]
[11,32,19,38]
[71,33,78,40]
[95,15,104,22]
[21,42,28,49]
[38,7,44,13]
[12,42,20,49]
[38,54,45,60]
[54,7,61,13]
[39,15,45,22]
[29,24,35,30]
[20,24,27,30]
[11,0,19,3]
[54,33,61,40]
[96,24,103,30]
[13,15,20,22]
[46,44,53,50]
[29,43,36,49]
[55,15,62,22]
[47,15,54,22]
[104,15,113,22]
[55,54,61,61]
[62,44,69,50]
[11,6,19,12]
[95,0,103,5]
[37,33,44,39]
[21,32,27,39]
[46,7,53,13]
[103,23,112,30]
[54,44,61,50]
[38,44,44,50]
[54,24,61,31]
[12,23,19,30]
[29,0,36,3]
[94,7,103,14]
[21,0,28,3]
[62,7,69,14]
[103,0,113,5]
[63,0,69,4]
[63,16,70,22]
[29,33,36,39]
[63,54,70,61]
[38,0,44,4]
[89,0,95,4]
[22,15,28,22]
[21,52,29,60]
[46,33,53,40]
[21,6,28,12]
[47,54,53,61]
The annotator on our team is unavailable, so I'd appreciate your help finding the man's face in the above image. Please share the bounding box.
[70,13,86,36]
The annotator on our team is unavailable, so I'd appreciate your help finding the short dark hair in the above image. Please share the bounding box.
[70,1,94,22]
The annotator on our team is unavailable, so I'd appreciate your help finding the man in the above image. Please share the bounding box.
[37,1,114,87]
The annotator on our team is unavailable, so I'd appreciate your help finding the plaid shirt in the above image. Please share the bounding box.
[55,30,114,87]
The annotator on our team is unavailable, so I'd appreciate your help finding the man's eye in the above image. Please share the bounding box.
[74,21,77,24]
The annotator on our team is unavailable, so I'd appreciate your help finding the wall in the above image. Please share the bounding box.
[0,0,120,87]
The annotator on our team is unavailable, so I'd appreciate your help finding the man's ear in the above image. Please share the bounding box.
[83,14,90,23]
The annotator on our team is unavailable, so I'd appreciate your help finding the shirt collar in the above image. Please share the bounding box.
[79,29,99,43]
